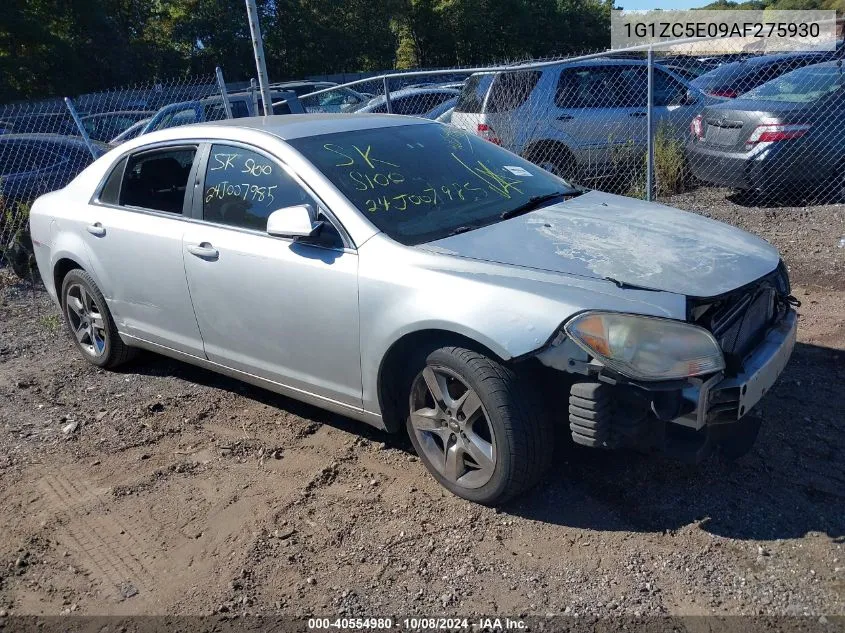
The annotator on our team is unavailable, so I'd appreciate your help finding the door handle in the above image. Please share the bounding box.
[86,222,106,237]
[187,243,219,260]
[556,114,574,121]
[629,111,647,118]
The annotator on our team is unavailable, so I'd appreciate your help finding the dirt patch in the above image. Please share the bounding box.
[664,187,845,291]
[0,188,843,616]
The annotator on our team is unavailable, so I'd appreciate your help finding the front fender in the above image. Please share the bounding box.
[357,235,686,415]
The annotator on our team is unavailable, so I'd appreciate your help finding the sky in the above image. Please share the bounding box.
[617,1,708,8]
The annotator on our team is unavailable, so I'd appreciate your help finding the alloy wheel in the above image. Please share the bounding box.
[65,283,107,358]
[409,365,496,489]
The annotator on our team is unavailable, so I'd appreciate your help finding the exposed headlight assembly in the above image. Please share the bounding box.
[563,311,725,381]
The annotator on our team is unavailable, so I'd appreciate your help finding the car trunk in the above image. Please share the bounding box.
[451,71,541,149]
[697,99,813,152]
[451,74,493,135]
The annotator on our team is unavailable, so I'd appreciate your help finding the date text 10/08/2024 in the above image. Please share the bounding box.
[306,617,528,630]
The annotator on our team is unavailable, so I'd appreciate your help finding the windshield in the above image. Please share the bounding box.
[287,123,577,245]
[741,63,843,102]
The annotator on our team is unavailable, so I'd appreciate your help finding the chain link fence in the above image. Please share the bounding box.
[3,37,845,274]
[0,74,231,271]
[298,38,845,208]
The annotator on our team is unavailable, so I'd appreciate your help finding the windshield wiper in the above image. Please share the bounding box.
[499,190,576,220]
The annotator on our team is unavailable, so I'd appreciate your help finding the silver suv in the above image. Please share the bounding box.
[451,59,706,182]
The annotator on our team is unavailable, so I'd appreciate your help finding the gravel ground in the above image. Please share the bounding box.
[0,188,843,618]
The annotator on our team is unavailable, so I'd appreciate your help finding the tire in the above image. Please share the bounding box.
[403,345,553,505]
[526,144,577,182]
[5,227,37,281]
[61,269,135,369]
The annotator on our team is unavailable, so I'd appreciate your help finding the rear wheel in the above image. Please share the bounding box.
[525,143,577,182]
[61,269,135,368]
[405,346,553,505]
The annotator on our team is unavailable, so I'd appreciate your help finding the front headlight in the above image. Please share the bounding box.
[563,311,725,381]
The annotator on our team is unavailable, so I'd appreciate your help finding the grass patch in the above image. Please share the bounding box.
[622,123,692,199]
[39,313,62,333]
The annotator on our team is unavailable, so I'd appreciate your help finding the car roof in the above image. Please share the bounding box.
[0,133,87,143]
[0,133,108,149]
[188,113,431,140]
[272,80,332,87]
[506,57,651,71]
[82,110,152,119]
[367,87,461,102]
[740,51,830,65]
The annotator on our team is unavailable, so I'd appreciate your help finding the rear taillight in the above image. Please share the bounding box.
[709,89,738,98]
[477,123,501,145]
[745,123,811,148]
[691,115,704,140]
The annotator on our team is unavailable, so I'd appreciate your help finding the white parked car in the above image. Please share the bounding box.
[30,114,796,504]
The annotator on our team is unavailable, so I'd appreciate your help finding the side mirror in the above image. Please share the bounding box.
[266,204,322,239]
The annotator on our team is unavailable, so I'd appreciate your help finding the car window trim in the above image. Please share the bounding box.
[90,137,355,252]
[90,140,200,210]
[192,139,355,252]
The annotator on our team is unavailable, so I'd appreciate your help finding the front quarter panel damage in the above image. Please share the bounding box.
[356,235,687,416]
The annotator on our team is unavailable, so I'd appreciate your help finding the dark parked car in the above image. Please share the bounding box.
[80,110,153,142]
[0,134,106,202]
[355,88,460,115]
[269,80,369,112]
[687,61,845,195]
[690,52,840,99]
[0,113,76,135]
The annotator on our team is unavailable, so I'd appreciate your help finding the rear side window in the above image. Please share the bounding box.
[99,156,127,204]
[654,70,688,106]
[120,147,196,214]
[391,92,455,115]
[205,100,250,119]
[231,101,250,118]
[455,74,489,113]
[556,67,644,108]
[202,144,313,231]
[486,71,541,113]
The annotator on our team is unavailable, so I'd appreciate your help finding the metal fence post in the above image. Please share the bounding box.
[215,67,233,119]
[244,0,273,116]
[249,78,260,115]
[63,97,98,160]
[646,46,655,202]
[383,77,393,114]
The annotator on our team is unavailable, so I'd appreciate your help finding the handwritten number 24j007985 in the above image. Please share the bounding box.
[319,142,525,215]
[205,151,278,206]
[365,182,488,213]
[205,181,278,205]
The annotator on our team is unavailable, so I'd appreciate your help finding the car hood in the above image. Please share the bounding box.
[420,191,780,298]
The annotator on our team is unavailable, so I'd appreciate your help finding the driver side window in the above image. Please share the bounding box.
[203,144,313,231]
[202,144,345,248]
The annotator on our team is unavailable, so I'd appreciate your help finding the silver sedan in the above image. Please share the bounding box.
[30,114,796,504]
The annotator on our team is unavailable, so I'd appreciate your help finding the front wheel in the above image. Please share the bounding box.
[405,346,553,505]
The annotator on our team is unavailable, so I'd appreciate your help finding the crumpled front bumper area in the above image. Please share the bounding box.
[566,309,798,462]
[691,308,797,427]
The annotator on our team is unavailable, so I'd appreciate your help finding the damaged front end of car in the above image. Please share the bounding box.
[530,263,798,461]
